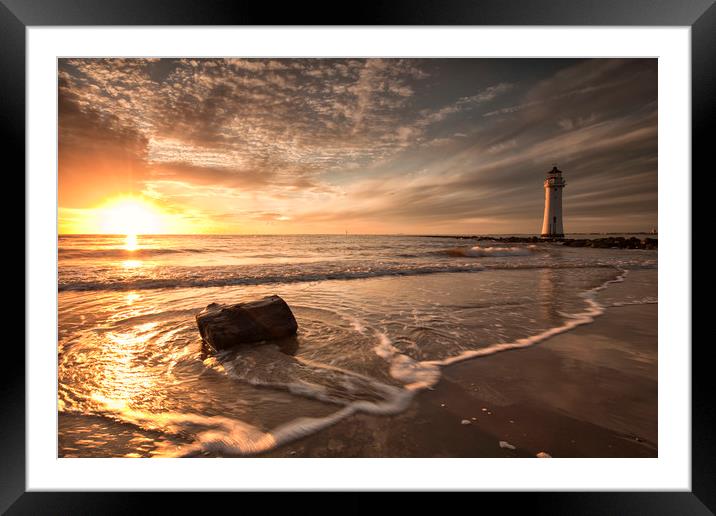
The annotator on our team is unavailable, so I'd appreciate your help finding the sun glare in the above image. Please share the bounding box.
[59,194,206,235]
[99,197,166,236]
[125,233,138,251]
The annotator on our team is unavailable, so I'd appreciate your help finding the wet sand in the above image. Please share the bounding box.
[263,303,657,458]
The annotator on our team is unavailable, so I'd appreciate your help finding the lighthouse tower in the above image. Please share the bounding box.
[540,165,566,238]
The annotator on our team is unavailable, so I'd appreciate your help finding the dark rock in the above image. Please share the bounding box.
[563,239,588,247]
[591,239,612,248]
[196,295,298,352]
[643,238,658,250]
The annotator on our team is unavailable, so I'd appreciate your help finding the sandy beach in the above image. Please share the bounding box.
[263,302,657,458]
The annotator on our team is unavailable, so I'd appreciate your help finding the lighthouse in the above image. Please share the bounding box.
[540,165,566,238]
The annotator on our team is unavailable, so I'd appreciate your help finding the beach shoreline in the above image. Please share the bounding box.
[58,289,657,459]
[262,302,657,458]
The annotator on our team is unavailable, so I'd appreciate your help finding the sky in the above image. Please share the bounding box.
[58,58,657,235]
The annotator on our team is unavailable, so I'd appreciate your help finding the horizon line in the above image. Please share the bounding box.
[58,231,658,237]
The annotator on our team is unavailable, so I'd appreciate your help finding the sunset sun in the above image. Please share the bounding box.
[98,197,167,237]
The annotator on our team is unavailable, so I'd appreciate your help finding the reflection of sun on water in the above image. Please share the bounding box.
[123,233,141,268]
[122,233,141,268]
[125,233,138,251]
[94,323,161,409]
[125,292,141,305]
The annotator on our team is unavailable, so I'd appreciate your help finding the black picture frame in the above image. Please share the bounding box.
[4,0,709,512]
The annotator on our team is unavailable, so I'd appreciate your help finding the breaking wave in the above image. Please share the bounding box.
[59,247,212,259]
[58,263,488,291]
[447,245,536,257]
[58,261,655,292]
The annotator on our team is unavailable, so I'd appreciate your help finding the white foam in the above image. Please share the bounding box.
[458,245,535,257]
[160,385,415,457]
[345,315,367,334]
[373,332,441,390]
[208,349,409,409]
[424,269,629,368]
[86,369,414,457]
[609,296,658,307]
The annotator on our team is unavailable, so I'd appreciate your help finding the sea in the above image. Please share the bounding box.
[57,234,658,457]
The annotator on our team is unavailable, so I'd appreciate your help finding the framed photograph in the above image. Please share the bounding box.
[6,0,709,512]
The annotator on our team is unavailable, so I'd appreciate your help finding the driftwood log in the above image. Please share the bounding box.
[196,295,298,352]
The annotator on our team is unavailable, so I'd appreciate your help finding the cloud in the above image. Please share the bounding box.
[59,59,511,184]
[59,58,657,233]
[288,60,657,233]
[58,88,151,207]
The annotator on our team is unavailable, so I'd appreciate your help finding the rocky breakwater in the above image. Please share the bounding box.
[421,235,657,250]
[561,237,657,250]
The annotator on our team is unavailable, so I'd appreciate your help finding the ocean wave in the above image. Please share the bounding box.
[59,247,212,258]
[58,260,655,292]
[58,263,487,291]
[446,245,536,257]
